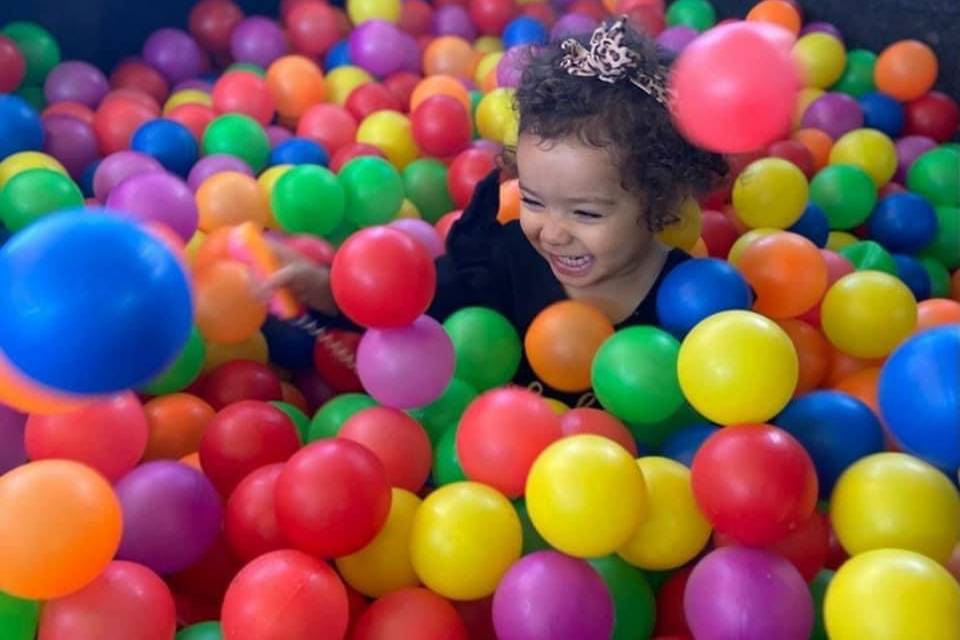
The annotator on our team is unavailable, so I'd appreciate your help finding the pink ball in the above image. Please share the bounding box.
[105,171,198,241]
[92,150,165,201]
[388,218,445,258]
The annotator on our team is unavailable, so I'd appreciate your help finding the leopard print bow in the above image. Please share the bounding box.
[559,18,671,107]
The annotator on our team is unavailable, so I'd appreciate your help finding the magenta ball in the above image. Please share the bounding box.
[44,60,110,108]
[550,13,598,40]
[105,171,199,241]
[349,20,406,77]
[799,21,843,42]
[231,16,289,69]
[42,114,100,179]
[399,33,422,73]
[684,547,813,640]
[266,125,294,147]
[143,28,207,85]
[0,404,27,475]
[187,153,254,191]
[492,551,614,640]
[356,315,454,409]
[433,5,476,40]
[115,461,223,575]
[92,151,165,201]
[497,46,533,88]
[894,134,937,183]
[800,92,864,140]
[388,218,444,258]
[657,25,699,53]
[292,369,336,413]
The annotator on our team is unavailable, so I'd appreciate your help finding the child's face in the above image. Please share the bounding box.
[517,134,654,289]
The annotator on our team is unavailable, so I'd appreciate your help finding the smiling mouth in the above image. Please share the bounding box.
[548,253,595,277]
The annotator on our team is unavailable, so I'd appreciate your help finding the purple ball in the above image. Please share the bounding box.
[894,135,938,183]
[42,115,100,179]
[497,46,534,89]
[143,28,207,85]
[388,218,444,258]
[399,33,422,74]
[684,547,814,640]
[493,551,614,640]
[550,13,598,41]
[115,461,223,575]
[471,139,503,156]
[349,20,406,78]
[187,154,254,191]
[0,404,27,475]
[266,125,294,148]
[433,5,477,40]
[105,172,199,241]
[231,16,289,69]
[293,368,336,412]
[92,151,165,202]
[657,25,699,53]
[801,92,864,140]
[799,21,843,42]
[173,79,214,93]
[44,61,110,108]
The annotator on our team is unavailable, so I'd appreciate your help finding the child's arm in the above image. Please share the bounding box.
[257,243,338,316]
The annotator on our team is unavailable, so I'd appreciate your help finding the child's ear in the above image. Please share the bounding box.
[497,147,519,180]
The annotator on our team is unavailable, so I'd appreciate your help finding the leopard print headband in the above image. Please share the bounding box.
[559,18,671,107]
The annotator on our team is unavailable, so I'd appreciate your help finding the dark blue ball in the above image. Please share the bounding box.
[892,254,931,300]
[325,40,352,71]
[656,258,753,338]
[131,118,198,178]
[79,160,101,198]
[866,192,938,253]
[502,17,549,49]
[270,137,329,166]
[788,203,830,248]
[658,422,719,468]
[859,92,905,138]
[0,94,44,159]
[261,315,317,370]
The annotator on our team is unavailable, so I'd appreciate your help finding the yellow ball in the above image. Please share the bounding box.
[476,88,518,147]
[678,310,799,425]
[203,332,268,371]
[793,33,847,89]
[793,87,825,129]
[325,65,373,105]
[829,128,897,187]
[657,197,702,251]
[395,198,421,219]
[825,549,960,640]
[410,481,521,600]
[618,457,711,570]
[185,230,207,265]
[336,488,421,597]
[356,110,420,169]
[830,453,960,564]
[474,52,504,87]
[0,152,67,189]
[347,0,401,24]
[733,158,809,229]
[545,398,569,415]
[259,164,293,226]
[727,227,779,265]
[526,435,647,558]
[163,88,212,114]
[826,230,859,252]
[474,36,504,54]
[821,271,917,358]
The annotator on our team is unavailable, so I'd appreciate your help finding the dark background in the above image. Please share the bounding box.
[1,0,957,98]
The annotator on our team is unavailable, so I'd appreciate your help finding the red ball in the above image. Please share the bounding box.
[825,515,849,570]
[201,360,283,410]
[330,226,437,328]
[330,141,386,173]
[520,3,556,27]
[384,71,422,107]
[567,0,606,22]
[189,0,245,55]
[212,70,276,125]
[339,407,433,492]
[558,407,637,456]
[313,328,364,392]
[221,550,349,640]
[469,0,520,36]
[275,439,392,557]
[168,102,217,141]
[400,0,435,36]
[199,400,300,495]
[699,210,740,258]
[713,509,829,581]
[167,534,243,615]
[345,83,403,121]
[623,1,665,36]
[448,148,497,209]
[225,463,287,562]
[297,103,357,156]
[654,566,692,637]
[110,59,170,105]
[904,91,960,143]
[454,597,497,640]
[412,95,472,158]
[25,392,148,483]
[39,561,176,640]
[767,139,815,179]
[42,101,96,126]
[456,388,562,498]
[286,1,345,57]
[94,90,161,154]
[691,424,818,546]
[435,209,463,241]
[353,588,469,640]
[0,35,26,93]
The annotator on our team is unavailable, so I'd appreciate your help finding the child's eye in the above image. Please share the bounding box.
[574,209,602,219]
[520,197,543,209]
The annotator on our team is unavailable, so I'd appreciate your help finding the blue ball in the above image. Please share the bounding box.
[325,40,352,70]
[0,94,44,160]
[270,137,329,166]
[79,160,100,198]
[892,254,931,300]
[658,422,718,468]
[131,118,198,178]
[655,258,753,338]
[773,390,885,497]
[0,210,193,394]
[261,316,316,370]
[859,92,905,138]
[502,17,549,49]
[866,192,938,253]
[879,326,960,473]
[788,203,830,248]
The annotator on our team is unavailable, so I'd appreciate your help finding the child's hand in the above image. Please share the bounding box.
[257,241,339,316]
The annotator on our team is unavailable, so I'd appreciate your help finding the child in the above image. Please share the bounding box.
[268,18,727,408]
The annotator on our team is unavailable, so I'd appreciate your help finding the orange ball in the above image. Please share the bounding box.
[916,298,960,332]
[143,393,217,461]
[524,300,614,392]
[267,55,326,120]
[180,452,203,470]
[738,231,829,319]
[196,171,270,231]
[874,40,938,102]
[746,0,802,36]
[824,348,882,388]
[194,260,268,344]
[690,237,709,258]
[778,318,831,395]
[0,349,92,415]
[833,366,881,415]
[191,226,233,272]
[423,36,478,78]
[498,179,520,224]
[792,128,833,172]
[409,74,471,113]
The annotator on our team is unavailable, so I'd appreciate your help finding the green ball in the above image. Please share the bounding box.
[921,206,960,270]
[307,392,377,441]
[271,164,345,237]
[272,401,312,444]
[831,49,876,97]
[140,326,205,395]
[810,164,877,229]
[403,159,456,223]
[666,0,717,31]
[339,156,405,227]
[0,168,83,232]
[226,62,266,77]
[809,570,835,640]
[13,85,46,111]
[588,555,657,640]
[2,22,60,85]
[443,306,522,392]
[907,147,960,207]
[202,113,270,173]
[432,423,467,486]
[919,256,951,298]
[513,499,551,555]
[408,377,478,445]
[839,240,898,275]
[591,326,683,425]
[469,89,483,139]
[0,591,38,640]
[326,217,359,247]
[177,621,223,640]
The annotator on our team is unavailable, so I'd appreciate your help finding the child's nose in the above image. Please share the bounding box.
[540,217,573,245]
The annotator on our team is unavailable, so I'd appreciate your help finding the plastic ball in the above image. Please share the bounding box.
[821,271,917,358]
[907,146,959,207]
[411,95,472,159]
[0,168,83,232]
[829,128,897,187]
[923,205,960,270]
[142,28,206,85]
[339,407,432,491]
[916,298,960,333]
[345,82,402,121]
[832,48,876,97]
[858,91,905,137]
[202,113,270,172]
[522,300,612,392]
[41,114,98,180]
[230,16,288,69]
[448,147,497,208]
[866,192,938,253]
[733,157,808,228]
[0,34,26,92]
[348,20,405,77]
[400,159,455,224]
[105,171,197,241]
[501,16,548,49]
[809,163,877,229]
[339,155,405,225]
[264,55,326,121]
[270,164,344,236]
[352,587,467,639]
[297,104,357,157]
[201,359,282,410]
[142,392,214,461]
[776,316,830,392]
[667,0,716,31]
[801,92,863,140]
[738,231,828,318]
[189,0,245,55]
[441,307,521,392]
[793,33,846,89]
[108,59,169,105]
[285,2,343,57]
[874,39,938,102]
[476,87,518,146]
[308,393,376,441]
[356,110,419,169]
[348,0,402,24]
[223,463,285,561]
[193,261,266,346]
[43,60,109,108]
[904,91,959,143]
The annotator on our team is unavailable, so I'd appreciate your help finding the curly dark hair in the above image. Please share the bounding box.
[511,21,727,231]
